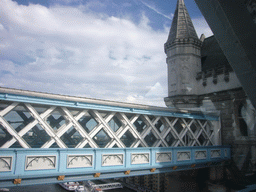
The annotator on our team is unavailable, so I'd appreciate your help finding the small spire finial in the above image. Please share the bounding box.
[200,34,206,42]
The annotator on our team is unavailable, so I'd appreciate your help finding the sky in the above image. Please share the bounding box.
[0,0,213,107]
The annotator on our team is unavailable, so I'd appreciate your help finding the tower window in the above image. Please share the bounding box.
[238,101,248,136]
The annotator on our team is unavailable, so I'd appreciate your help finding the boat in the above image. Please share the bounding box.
[75,185,85,192]
[0,189,9,192]
[84,181,103,192]
[92,188,103,192]
[74,185,92,192]
[74,185,90,192]
[59,182,80,191]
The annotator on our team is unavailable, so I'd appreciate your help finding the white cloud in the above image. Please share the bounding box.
[140,0,172,20]
[0,0,168,107]
[0,0,213,108]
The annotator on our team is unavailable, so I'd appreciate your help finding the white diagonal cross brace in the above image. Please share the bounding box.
[118,113,148,147]
[142,115,169,147]
[42,110,88,148]
[106,113,140,148]
[25,104,67,148]
[90,110,125,148]
[1,106,56,148]
[197,120,215,145]
[0,116,30,148]
[61,107,98,148]
[161,117,186,147]
[181,119,201,146]
[0,102,19,117]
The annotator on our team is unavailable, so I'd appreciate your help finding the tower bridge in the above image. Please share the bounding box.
[0,87,229,187]
[1,0,256,190]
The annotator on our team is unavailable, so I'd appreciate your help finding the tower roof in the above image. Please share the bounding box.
[166,0,199,45]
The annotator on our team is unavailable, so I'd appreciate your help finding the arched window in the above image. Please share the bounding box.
[238,101,248,136]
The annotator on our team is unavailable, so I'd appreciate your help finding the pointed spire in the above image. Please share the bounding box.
[165,0,199,49]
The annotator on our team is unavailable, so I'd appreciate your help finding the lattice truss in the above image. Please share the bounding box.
[0,101,218,148]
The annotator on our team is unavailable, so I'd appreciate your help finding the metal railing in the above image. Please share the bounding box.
[0,146,230,187]
[0,87,221,149]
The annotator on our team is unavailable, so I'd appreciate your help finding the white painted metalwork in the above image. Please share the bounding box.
[0,97,220,149]
[90,182,123,190]
[102,154,124,166]
[131,153,150,164]
[67,155,93,168]
[211,149,221,158]
[0,156,12,172]
[156,152,172,163]
[177,151,191,161]
[195,150,207,160]
[25,155,56,170]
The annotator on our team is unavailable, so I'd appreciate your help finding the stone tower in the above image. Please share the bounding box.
[164,0,202,108]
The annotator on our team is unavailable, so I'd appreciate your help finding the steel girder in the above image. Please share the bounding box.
[0,101,220,149]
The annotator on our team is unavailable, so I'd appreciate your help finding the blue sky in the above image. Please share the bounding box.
[0,0,212,107]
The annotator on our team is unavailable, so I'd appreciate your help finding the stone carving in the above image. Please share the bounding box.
[25,156,56,170]
[211,149,221,158]
[131,153,149,164]
[102,154,123,166]
[195,150,207,160]
[156,152,172,163]
[67,155,93,168]
[177,151,191,161]
[0,156,12,172]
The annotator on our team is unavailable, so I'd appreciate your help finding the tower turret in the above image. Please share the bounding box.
[164,0,202,108]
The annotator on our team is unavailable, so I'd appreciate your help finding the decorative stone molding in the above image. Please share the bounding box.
[177,151,191,161]
[195,150,207,160]
[131,153,149,164]
[25,155,56,170]
[156,152,172,163]
[211,149,221,158]
[164,95,202,109]
[67,155,93,168]
[0,156,12,172]
[102,154,123,166]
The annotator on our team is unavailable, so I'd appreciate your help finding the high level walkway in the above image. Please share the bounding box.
[0,87,230,187]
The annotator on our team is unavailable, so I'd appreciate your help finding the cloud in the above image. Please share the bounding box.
[0,0,213,108]
[0,0,168,107]
[140,0,173,20]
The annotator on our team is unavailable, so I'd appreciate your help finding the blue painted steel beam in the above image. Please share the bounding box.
[0,163,222,188]
[0,146,230,187]
[0,92,219,121]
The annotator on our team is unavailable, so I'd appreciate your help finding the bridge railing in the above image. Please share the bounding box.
[0,146,230,187]
[0,87,221,149]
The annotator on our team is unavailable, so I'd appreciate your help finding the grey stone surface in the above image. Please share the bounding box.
[165,0,198,48]
[164,0,256,173]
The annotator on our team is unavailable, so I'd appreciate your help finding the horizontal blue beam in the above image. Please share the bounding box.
[0,92,219,120]
[0,146,230,187]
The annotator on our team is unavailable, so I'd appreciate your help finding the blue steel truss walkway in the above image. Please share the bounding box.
[0,87,230,187]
